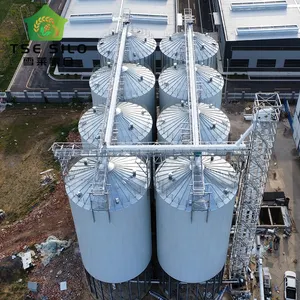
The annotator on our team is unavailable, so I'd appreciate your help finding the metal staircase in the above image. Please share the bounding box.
[230,93,281,275]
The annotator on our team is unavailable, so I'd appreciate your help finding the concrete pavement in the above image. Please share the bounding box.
[264,124,300,298]
[8,0,90,92]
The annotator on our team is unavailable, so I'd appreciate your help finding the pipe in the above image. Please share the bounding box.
[235,124,253,146]
[104,142,248,154]
[104,23,128,145]
[258,248,265,300]
[116,0,125,32]
[186,23,200,146]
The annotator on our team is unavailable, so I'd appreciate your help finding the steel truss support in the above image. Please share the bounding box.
[230,93,281,276]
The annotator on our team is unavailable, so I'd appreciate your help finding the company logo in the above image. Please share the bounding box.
[24,5,67,41]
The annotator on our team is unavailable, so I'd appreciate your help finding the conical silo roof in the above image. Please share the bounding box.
[65,156,149,211]
[155,156,238,211]
[97,31,156,62]
[89,63,155,101]
[78,102,152,147]
[160,32,219,63]
[159,64,224,102]
[157,103,230,144]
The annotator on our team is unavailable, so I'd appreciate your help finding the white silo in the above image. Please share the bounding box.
[78,102,153,149]
[97,30,156,69]
[155,156,238,283]
[65,156,152,288]
[160,32,219,68]
[158,64,224,109]
[89,63,156,115]
[157,102,230,144]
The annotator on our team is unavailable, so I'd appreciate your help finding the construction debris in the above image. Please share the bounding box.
[40,169,55,186]
[0,209,6,223]
[60,281,67,291]
[18,251,33,270]
[35,236,71,266]
[28,281,38,293]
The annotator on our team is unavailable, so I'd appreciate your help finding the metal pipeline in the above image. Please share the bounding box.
[258,247,265,300]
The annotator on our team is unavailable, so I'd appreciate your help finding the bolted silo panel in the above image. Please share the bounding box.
[158,64,224,109]
[160,32,219,68]
[78,102,153,149]
[97,31,156,69]
[66,157,152,283]
[89,63,155,115]
[157,102,230,144]
[155,156,238,283]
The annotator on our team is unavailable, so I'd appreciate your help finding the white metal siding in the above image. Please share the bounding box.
[70,192,152,283]
[156,192,235,283]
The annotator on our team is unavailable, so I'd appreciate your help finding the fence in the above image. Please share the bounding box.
[223,91,299,103]
[0,90,299,103]
[1,90,92,103]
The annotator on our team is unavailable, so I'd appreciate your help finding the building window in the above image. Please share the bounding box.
[93,60,100,68]
[256,59,276,68]
[156,59,162,72]
[71,59,83,68]
[232,46,300,51]
[63,58,83,68]
[230,59,249,68]
[284,59,300,68]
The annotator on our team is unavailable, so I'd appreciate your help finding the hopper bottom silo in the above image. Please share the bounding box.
[158,267,224,300]
[85,265,152,300]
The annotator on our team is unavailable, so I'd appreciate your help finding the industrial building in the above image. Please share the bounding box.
[56,0,177,74]
[213,0,300,75]
[52,8,281,300]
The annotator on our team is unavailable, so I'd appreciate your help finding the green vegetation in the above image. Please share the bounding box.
[52,119,79,142]
[0,104,82,222]
[0,278,28,300]
[0,0,42,91]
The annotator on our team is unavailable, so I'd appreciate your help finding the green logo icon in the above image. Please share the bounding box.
[24,5,67,41]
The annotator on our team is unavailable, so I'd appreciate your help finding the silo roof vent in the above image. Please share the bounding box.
[210,121,217,129]
[132,169,137,177]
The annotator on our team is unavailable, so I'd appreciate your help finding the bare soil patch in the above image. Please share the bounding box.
[0,104,91,300]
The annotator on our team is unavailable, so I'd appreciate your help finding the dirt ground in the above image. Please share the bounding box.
[1,102,298,300]
[0,103,92,300]
[223,103,300,300]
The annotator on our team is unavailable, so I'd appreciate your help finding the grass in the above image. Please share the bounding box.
[0,280,28,300]
[0,104,82,223]
[0,0,42,91]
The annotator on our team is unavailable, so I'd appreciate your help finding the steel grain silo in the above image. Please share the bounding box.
[65,156,152,297]
[97,31,156,69]
[78,102,153,149]
[157,102,230,144]
[159,64,224,109]
[160,32,219,68]
[155,156,238,283]
[89,63,155,115]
